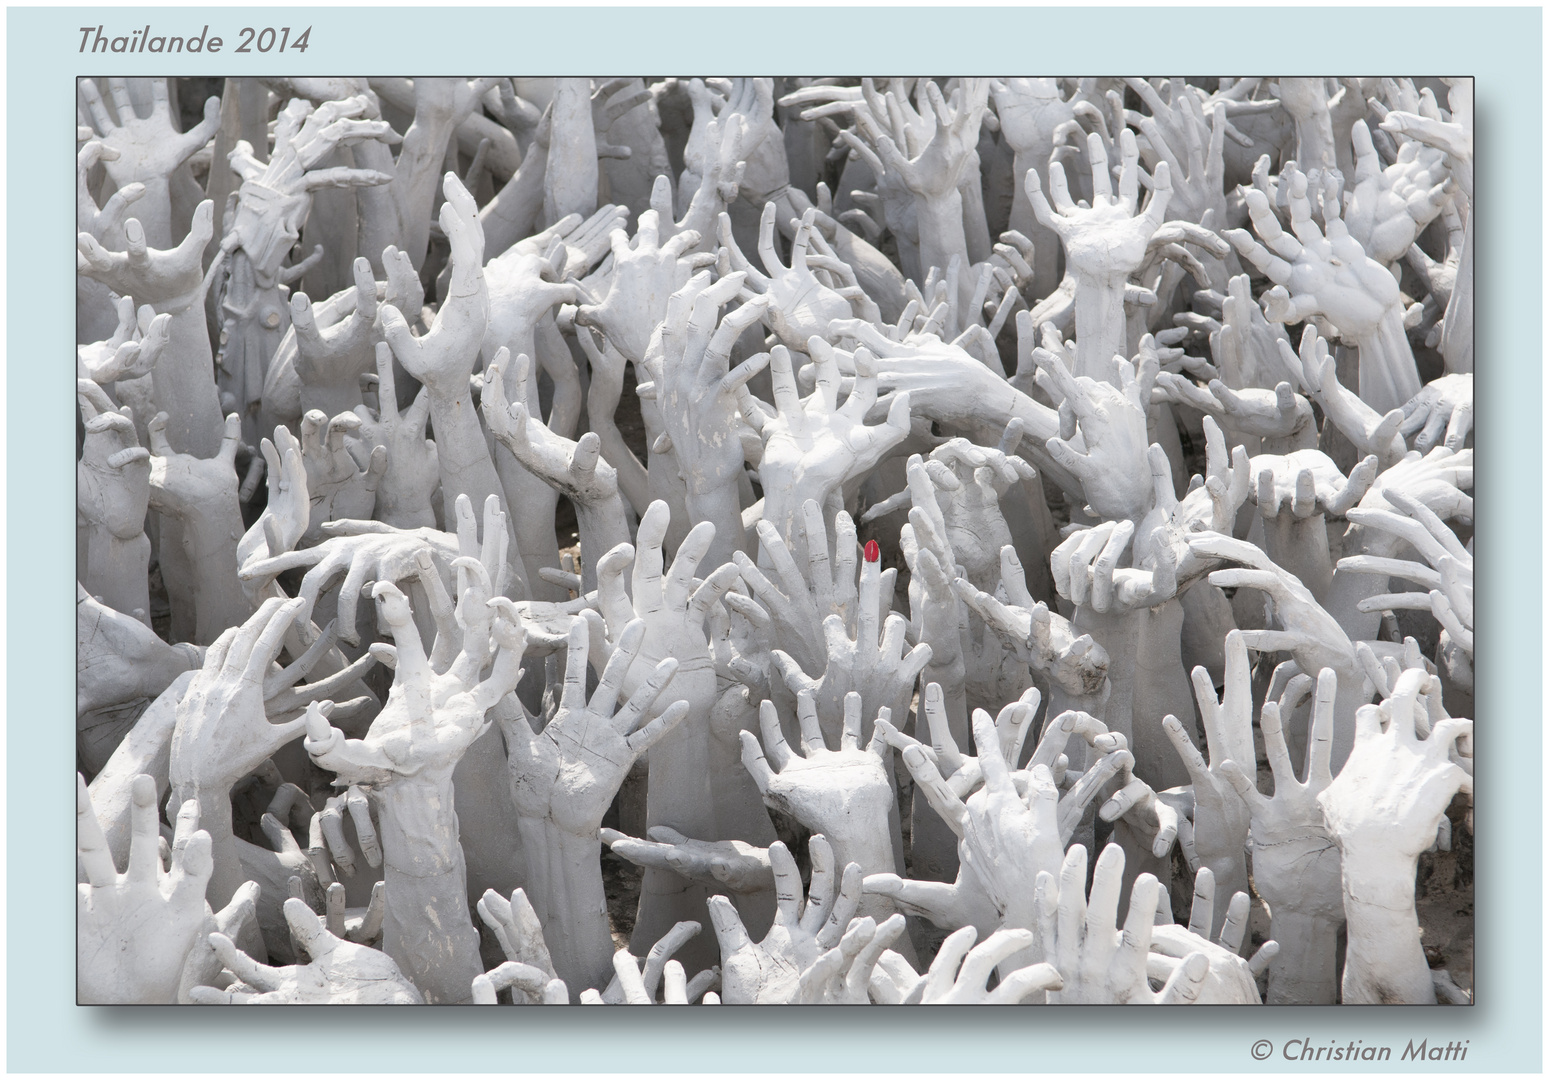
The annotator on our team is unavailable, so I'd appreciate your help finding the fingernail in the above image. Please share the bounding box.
[865,540,880,563]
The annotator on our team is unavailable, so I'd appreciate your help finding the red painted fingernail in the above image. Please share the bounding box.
[865,540,880,563]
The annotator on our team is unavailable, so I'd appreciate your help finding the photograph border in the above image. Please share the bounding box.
[15,4,1541,1072]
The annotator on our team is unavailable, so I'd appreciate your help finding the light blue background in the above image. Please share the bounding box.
[13,5,1539,1072]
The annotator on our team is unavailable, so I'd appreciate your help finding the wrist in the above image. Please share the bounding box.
[1072,269,1129,381]
[820,814,896,877]
[1339,849,1420,914]
[914,192,970,273]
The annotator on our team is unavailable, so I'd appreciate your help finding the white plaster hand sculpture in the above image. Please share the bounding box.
[289,257,388,420]
[1379,80,1472,374]
[501,617,691,997]
[77,397,152,622]
[574,206,717,365]
[296,409,387,545]
[266,243,423,426]
[239,489,506,655]
[728,501,884,687]
[854,80,991,297]
[1248,448,1378,606]
[987,78,1078,300]
[1189,531,1369,769]
[218,95,395,432]
[377,173,507,533]
[636,271,771,566]
[1149,866,1275,1004]
[792,913,909,1004]
[76,142,145,307]
[78,296,171,386]
[585,501,740,968]
[375,78,499,270]
[717,205,855,353]
[1124,80,1232,235]
[77,200,225,458]
[706,835,862,1004]
[584,920,720,1004]
[1215,668,1344,1004]
[1032,344,1158,523]
[1399,373,1473,454]
[477,232,591,582]
[78,77,220,249]
[765,538,931,750]
[740,695,900,924]
[349,345,439,530]
[1275,328,1407,469]
[1160,630,1261,938]
[168,597,312,907]
[1317,670,1471,1004]
[1342,120,1452,265]
[868,926,1064,1004]
[1024,128,1172,380]
[871,700,1127,944]
[741,341,911,554]
[78,775,214,1003]
[1153,373,1317,456]
[483,349,630,591]
[1341,491,1474,689]
[951,545,1110,701]
[895,449,1036,728]
[302,577,527,1003]
[76,588,200,726]
[1226,165,1421,412]
[191,898,423,1004]
[1034,843,1212,1004]
[472,886,569,1004]
[1047,512,1196,788]
[601,828,774,898]
[146,411,253,645]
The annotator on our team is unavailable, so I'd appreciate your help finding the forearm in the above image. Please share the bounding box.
[1354,309,1423,414]
[634,710,719,973]
[480,144,549,259]
[1008,154,1061,304]
[543,80,600,223]
[428,390,508,533]
[393,112,459,270]
[152,305,225,458]
[514,817,613,996]
[83,529,151,619]
[172,781,243,907]
[89,671,194,869]
[1121,601,1189,787]
[491,442,562,601]
[377,782,484,1003]
[350,139,402,272]
[1072,269,1129,382]
[1259,514,1334,602]
[915,193,974,311]
[1324,524,1398,641]
[684,482,747,568]
[1440,215,1473,374]
[1339,857,1433,1004]
[959,173,993,265]
[1265,909,1341,1004]
[573,496,632,593]
[179,507,254,644]
[825,820,902,924]
[587,375,649,515]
